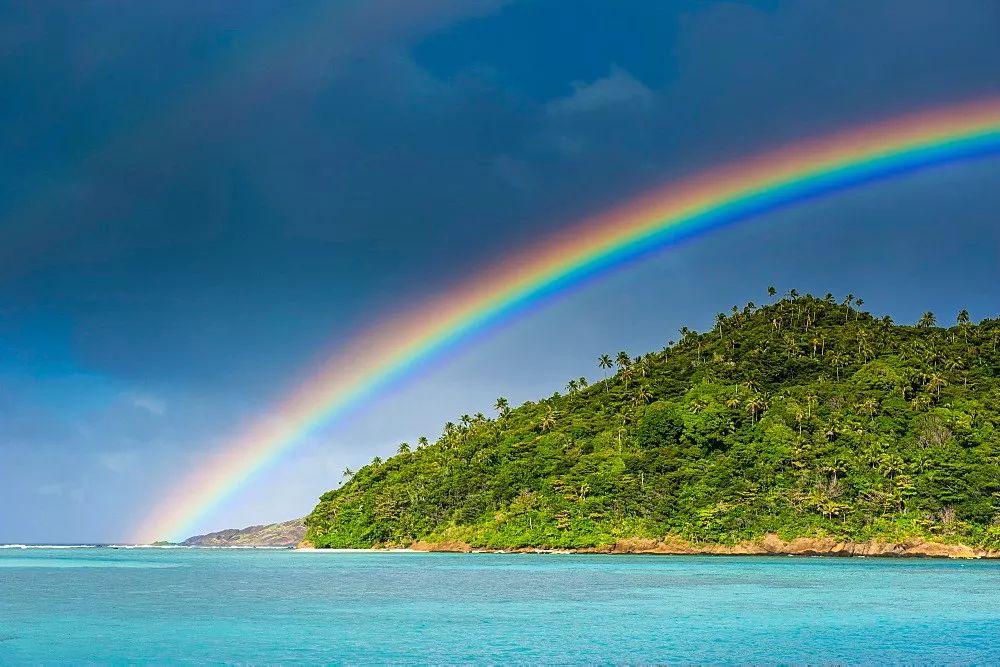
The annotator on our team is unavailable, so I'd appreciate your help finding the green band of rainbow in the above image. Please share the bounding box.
[133,98,1000,543]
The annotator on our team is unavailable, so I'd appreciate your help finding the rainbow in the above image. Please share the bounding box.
[133,98,1000,543]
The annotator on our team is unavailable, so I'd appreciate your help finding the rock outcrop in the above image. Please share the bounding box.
[396,534,1000,559]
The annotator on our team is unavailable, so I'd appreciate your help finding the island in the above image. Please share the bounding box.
[303,290,1000,557]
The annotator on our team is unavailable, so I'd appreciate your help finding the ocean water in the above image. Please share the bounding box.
[1,548,999,664]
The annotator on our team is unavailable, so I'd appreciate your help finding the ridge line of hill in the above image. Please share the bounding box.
[181,519,305,547]
[301,291,1000,555]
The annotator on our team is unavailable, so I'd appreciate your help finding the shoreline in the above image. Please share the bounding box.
[296,534,1000,559]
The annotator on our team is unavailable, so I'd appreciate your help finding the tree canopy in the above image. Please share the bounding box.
[306,292,1000,551]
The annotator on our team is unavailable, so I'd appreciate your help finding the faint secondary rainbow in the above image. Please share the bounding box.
[134,98,1000,543]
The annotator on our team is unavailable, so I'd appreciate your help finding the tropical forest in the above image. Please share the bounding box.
[305,290,1000,552]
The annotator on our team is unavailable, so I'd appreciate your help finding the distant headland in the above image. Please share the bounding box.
[180,519,305,547]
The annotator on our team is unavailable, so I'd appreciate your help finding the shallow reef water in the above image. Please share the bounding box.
[2,548,999,663]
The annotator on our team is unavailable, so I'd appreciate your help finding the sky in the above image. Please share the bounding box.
[2,0,1000,543]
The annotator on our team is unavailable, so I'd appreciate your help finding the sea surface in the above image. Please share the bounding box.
[1,547,999,664]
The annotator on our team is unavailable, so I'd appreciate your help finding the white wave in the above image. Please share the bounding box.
[181,545,293,549]
[1,543,294,550]
[105,544,192,549]
[0,544,101,549]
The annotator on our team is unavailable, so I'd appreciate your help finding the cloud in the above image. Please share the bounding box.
[99,450,139,474]
[0,0,511,282]
[36,483,64,497]
[34,482,85,505]
[125,392,166,416]
[492,154,534,189]
[547,65,653,115]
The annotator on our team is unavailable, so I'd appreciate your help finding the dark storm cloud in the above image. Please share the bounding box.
[3,0,999,391]
[415,0,1000,189]
[2,0,1000,540]
[0,0,511,391]
[5,1,999,392]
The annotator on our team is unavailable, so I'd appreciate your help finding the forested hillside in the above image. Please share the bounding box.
[306,290,1000,552]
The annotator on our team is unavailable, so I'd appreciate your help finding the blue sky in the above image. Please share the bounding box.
[2,0,999,542]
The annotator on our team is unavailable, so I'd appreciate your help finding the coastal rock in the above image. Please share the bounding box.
[753,535,982,558]
[408,540,473,553]
[349,534,996,558]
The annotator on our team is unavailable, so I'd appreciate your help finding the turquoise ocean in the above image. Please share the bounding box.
[2,547,999,664]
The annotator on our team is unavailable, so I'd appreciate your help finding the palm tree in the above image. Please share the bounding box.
[805,394,818,419]
[619,366,634,390]
[577,376,589,390]
[768,286,777,300]
[540,408,557,432]
[918,311,937,328]
[926,372,948,398]
[371,456,382,467]
[397,442,411,455]
[745,395,766,424]
[831,353,848,381]
[598,353,613,376]
[566,379,579,395]
[615,350,631,370]
[715,313,726,340]
[634,386,652,405]
[858,334,874,363]
[417,436,429,449]
[957,309,971,345]
[854,298,864,320]
[342,467,354,479]
[494,396,510,417]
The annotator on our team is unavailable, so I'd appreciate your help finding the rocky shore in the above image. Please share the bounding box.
[387,534,1000,559]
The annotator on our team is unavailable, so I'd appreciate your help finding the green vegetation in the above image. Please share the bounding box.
[306,291,1000,551]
